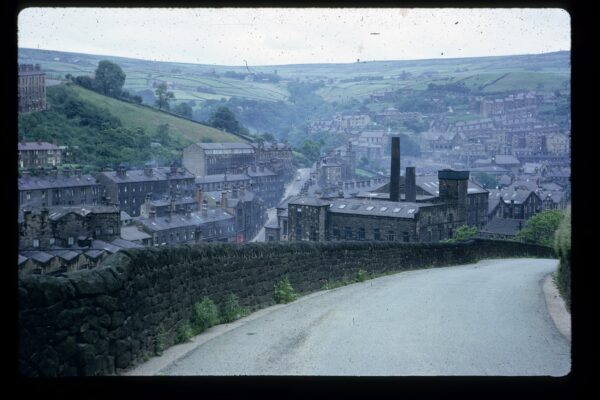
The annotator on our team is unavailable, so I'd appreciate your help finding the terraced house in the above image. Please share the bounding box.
[96,164,195,217]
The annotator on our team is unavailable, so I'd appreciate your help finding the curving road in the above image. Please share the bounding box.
[155,258,571,376]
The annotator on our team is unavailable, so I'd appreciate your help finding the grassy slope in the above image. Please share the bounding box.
[68,85,243,144]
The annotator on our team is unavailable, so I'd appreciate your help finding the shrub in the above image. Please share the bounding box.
[155,325,167,356]
[191,297,220,334]
[554,205,571,310]
[516,210,564,247]
[176,322,194,343]
[220,293,246,323]
[274,276,297,304]
[356,269,368,282]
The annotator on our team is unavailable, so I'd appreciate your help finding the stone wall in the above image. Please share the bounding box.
[19,239,554,376]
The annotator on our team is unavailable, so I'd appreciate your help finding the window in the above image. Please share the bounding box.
[448,213,453,223]
[295,225,302,238]
[68,237,74,246]
[49,238,55,245]
[358,227,365,240]
[374,228,380,240]
[332,225,340,239]
[95,228,101,236]
[309,226,318,241]
[32,239,39,248]
[344,227,352,240]
[107,227,114,235]
[387,231,395,241]
[403,232,409,242]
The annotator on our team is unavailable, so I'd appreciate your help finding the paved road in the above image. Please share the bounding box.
[156,258,571,376]
[252,168,311,242]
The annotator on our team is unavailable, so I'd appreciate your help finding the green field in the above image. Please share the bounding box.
[68,85,243,144]
[20,48,570,107]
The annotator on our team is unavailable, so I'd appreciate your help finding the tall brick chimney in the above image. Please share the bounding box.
[389,136,400,202]
[405,166,416,202]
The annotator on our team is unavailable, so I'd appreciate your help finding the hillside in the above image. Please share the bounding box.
[19,48,570,106]
[66,85,244,144]
[18,83,244,171]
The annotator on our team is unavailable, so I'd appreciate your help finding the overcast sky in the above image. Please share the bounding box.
[18,8,570,66]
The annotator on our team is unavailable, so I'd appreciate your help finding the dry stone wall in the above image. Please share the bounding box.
[18,239,554,376]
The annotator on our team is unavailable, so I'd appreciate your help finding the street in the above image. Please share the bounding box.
[154,258,570,376]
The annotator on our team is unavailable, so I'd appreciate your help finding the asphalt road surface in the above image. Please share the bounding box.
[157,258,570,376]
[252,168,310,242]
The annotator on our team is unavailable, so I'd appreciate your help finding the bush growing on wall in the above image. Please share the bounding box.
[220,294,246,323]
[274,276,297,304]
[191,298,220,334]
[554,205,571,310]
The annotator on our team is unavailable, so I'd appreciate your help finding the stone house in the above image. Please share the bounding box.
[96,164,195,217]
[18,168,103,209]
[18,142,62,169]
[19,205,121,250]
[182,142,255,176]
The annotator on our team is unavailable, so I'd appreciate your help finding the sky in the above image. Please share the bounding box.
[17,8,570,66]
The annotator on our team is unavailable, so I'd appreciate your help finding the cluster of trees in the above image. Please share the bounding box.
[69,60,191,119]
[68,60,143,104]
[18,85,182,170]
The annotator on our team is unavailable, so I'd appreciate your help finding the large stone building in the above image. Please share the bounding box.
[18,168,103,209]
[96,164,195,217]
[250,141,294,179]
[18,142,62,169]
[18,64,47,113]
[286,137,481,243]
[182,142,255,176]
[288,169,472,243]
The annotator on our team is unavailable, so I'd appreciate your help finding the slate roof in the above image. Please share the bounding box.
[287,196,331,207]
[195,174,250,184]
[91,240,121,254]
[98,167,194,184]
[18,255,28,265]
[138,210,234,232]
[111,238,144,249]
[18,174,100,190]
[328,198,429,219]
[20,250,54,264]
[84,250,104,259]
[121,226,152,241]
[18,142,60,151]
[46,205,119,220]
[481,217,523,236]
[416,175,488,196]
[48,249,81,262]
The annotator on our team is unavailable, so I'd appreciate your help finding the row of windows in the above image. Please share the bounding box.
[331,226,411,242]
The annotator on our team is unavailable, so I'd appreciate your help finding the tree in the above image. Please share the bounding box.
[92,60,126,97]
[515,210,564,247]
[445,225,478,243]
[298,139,321,163]
[74,75,94,90]
[155,83,175,111]
[208,106,247,134]
[173,102,193,118]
